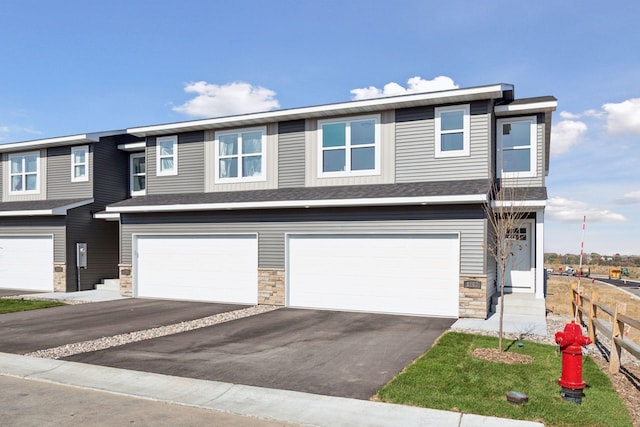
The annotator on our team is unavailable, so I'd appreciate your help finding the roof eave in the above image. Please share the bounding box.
[0,131,125,153]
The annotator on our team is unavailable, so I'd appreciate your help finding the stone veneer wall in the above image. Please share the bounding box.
[53,263,66,292]
[119,264,133,297]
[459,275,489,319]
[258,268,285,305]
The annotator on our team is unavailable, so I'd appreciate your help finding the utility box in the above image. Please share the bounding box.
[76,243,88,269]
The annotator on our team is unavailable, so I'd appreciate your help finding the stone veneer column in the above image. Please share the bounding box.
[258,268,285,305]
[458,275,489,319]
[53,263,66,292]
[119,264,133,297]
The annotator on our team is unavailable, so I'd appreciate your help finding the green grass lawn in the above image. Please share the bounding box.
[0,298,66,314]
[377,332,632,427]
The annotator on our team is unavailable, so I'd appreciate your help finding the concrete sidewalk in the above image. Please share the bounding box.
[0,352,543,427]
[14,289,128,303]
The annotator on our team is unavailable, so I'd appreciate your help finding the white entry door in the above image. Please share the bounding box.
[287,234,460,317]
[503,221,534,292]
[0,236,54,291]
[135,234,258,304]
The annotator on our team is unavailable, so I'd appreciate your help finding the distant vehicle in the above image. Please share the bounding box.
[621,267,630,277]
[564,266,574,276]
[574,266,590,277]
[609,267,622,280]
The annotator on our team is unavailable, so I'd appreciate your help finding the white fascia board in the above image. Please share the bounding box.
[0,131,125,152]
[106,194,487,213]
[492,200,547,208]
[0,199,94,217]
[93,211,121,220]
[117,141,146,152]
[127,84,513,137]
[494,101,558,115]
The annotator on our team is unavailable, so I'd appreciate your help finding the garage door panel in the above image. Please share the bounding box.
[136,235,257,304]
[288,234,459,317]
[0,236,53,291]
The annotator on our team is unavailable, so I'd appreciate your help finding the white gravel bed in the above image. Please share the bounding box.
[25,305,280,360]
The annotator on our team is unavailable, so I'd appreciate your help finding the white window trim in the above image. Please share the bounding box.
[71,145,89,182]
[317,114,381,178]
[156,135,178,176]
[130,152,146,196]
[497,116,537,179]
[434,104,471,158]
[214,126,267,184]
[8,151,40,195]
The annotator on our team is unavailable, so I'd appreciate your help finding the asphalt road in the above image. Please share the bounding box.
[592,276,640,297]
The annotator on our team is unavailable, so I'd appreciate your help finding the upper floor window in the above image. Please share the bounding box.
[318,115,380,177]
[215,127,266,183]
[9,152,39,194]
[71,145,89,182]
[434,104,470,158]
[156,135,177,176]
[497,117,537,178]
[130,152,146,196]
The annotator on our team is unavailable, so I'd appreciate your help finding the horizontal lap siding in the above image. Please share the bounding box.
[396,101,490,183]
[147,132,205,195]
[278,120,306,188]
[0,218,66,262]
[47,146,93,199]
[120,206,486,275]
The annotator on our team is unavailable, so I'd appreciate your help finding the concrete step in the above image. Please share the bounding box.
[491,293,545,316]
[96,279,120,292]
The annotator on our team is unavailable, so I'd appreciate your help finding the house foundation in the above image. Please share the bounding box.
[258,268,285,305]
[459,275,489,318]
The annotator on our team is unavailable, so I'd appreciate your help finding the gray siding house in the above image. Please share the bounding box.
[0,83,557,319]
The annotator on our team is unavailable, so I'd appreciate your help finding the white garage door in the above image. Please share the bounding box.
[0,236,54,291]
[288,234,459,317]
[135,235,258,304]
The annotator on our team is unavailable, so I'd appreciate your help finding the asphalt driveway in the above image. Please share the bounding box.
[65,308,454,399]
[0,299,247,354]
[0,288,38,297]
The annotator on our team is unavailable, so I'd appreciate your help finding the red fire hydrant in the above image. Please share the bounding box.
[555,321,592,404]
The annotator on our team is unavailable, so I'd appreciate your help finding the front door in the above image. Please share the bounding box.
[503,221,534,292]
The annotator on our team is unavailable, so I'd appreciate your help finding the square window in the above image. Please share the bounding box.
[8,152,40,194]
[435,105,470,158]
[498,117,536,178]
[215,127,266,183]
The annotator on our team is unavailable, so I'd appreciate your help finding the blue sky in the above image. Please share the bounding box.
[0,0,638,255]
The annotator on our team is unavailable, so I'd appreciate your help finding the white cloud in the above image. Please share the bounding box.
[614,190,640,205]
[350,76,458,100]
[550,120,588,155]
[547,197,626,223]
[173,81,280,118]
[559,111,580,119]
[602,98,640,134]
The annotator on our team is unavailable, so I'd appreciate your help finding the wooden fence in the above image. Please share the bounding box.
[572,284,640,373]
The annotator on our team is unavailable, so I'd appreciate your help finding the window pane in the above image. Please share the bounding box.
[351,147,375,170]
[159,141,174,156]
[242,155,262,177]
[322,123,346,148]
[242,132,262,154]
[351,120,375,146]
[11,176,22,191]
[10,158,22,174]
[503,148,531,172]
[25,155,38,173]
[441,133,464,151]
[219,158,238,178]
[161,158,174,171]
[73,150,85,163]
[441,110,464,131]
[323,149,345,172]
[133,157,145,174]
[26,174,37,191]
[133,176,145,191]
[219,134,238,156]
[502,122,531,149]
[74,165,85,178]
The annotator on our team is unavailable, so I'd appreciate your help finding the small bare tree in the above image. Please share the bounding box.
[483,178,532,350]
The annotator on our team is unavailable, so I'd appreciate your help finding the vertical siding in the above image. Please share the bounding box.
[395,101,491,183]
[2,149,47,202]
[0,217,66,262]
[304,111,395,187]
[120,206,486,276]
[93,136,130,207]
[47,145,93,199]
[278,120,306,188]
[66,205,119,291]
[147,131,205,195]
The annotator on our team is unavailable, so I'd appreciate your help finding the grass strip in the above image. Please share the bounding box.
[0,298,66,314]
[377,332,632,427]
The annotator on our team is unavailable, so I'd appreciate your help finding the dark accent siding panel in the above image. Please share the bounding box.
[278,120,306,188]
[47,145,93,199]
[147,132,205,195]
[0,217,66,262]
[120,205,487,275]
[94,135,136,207]
[395,106,434,123]
[66,205,119,291]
